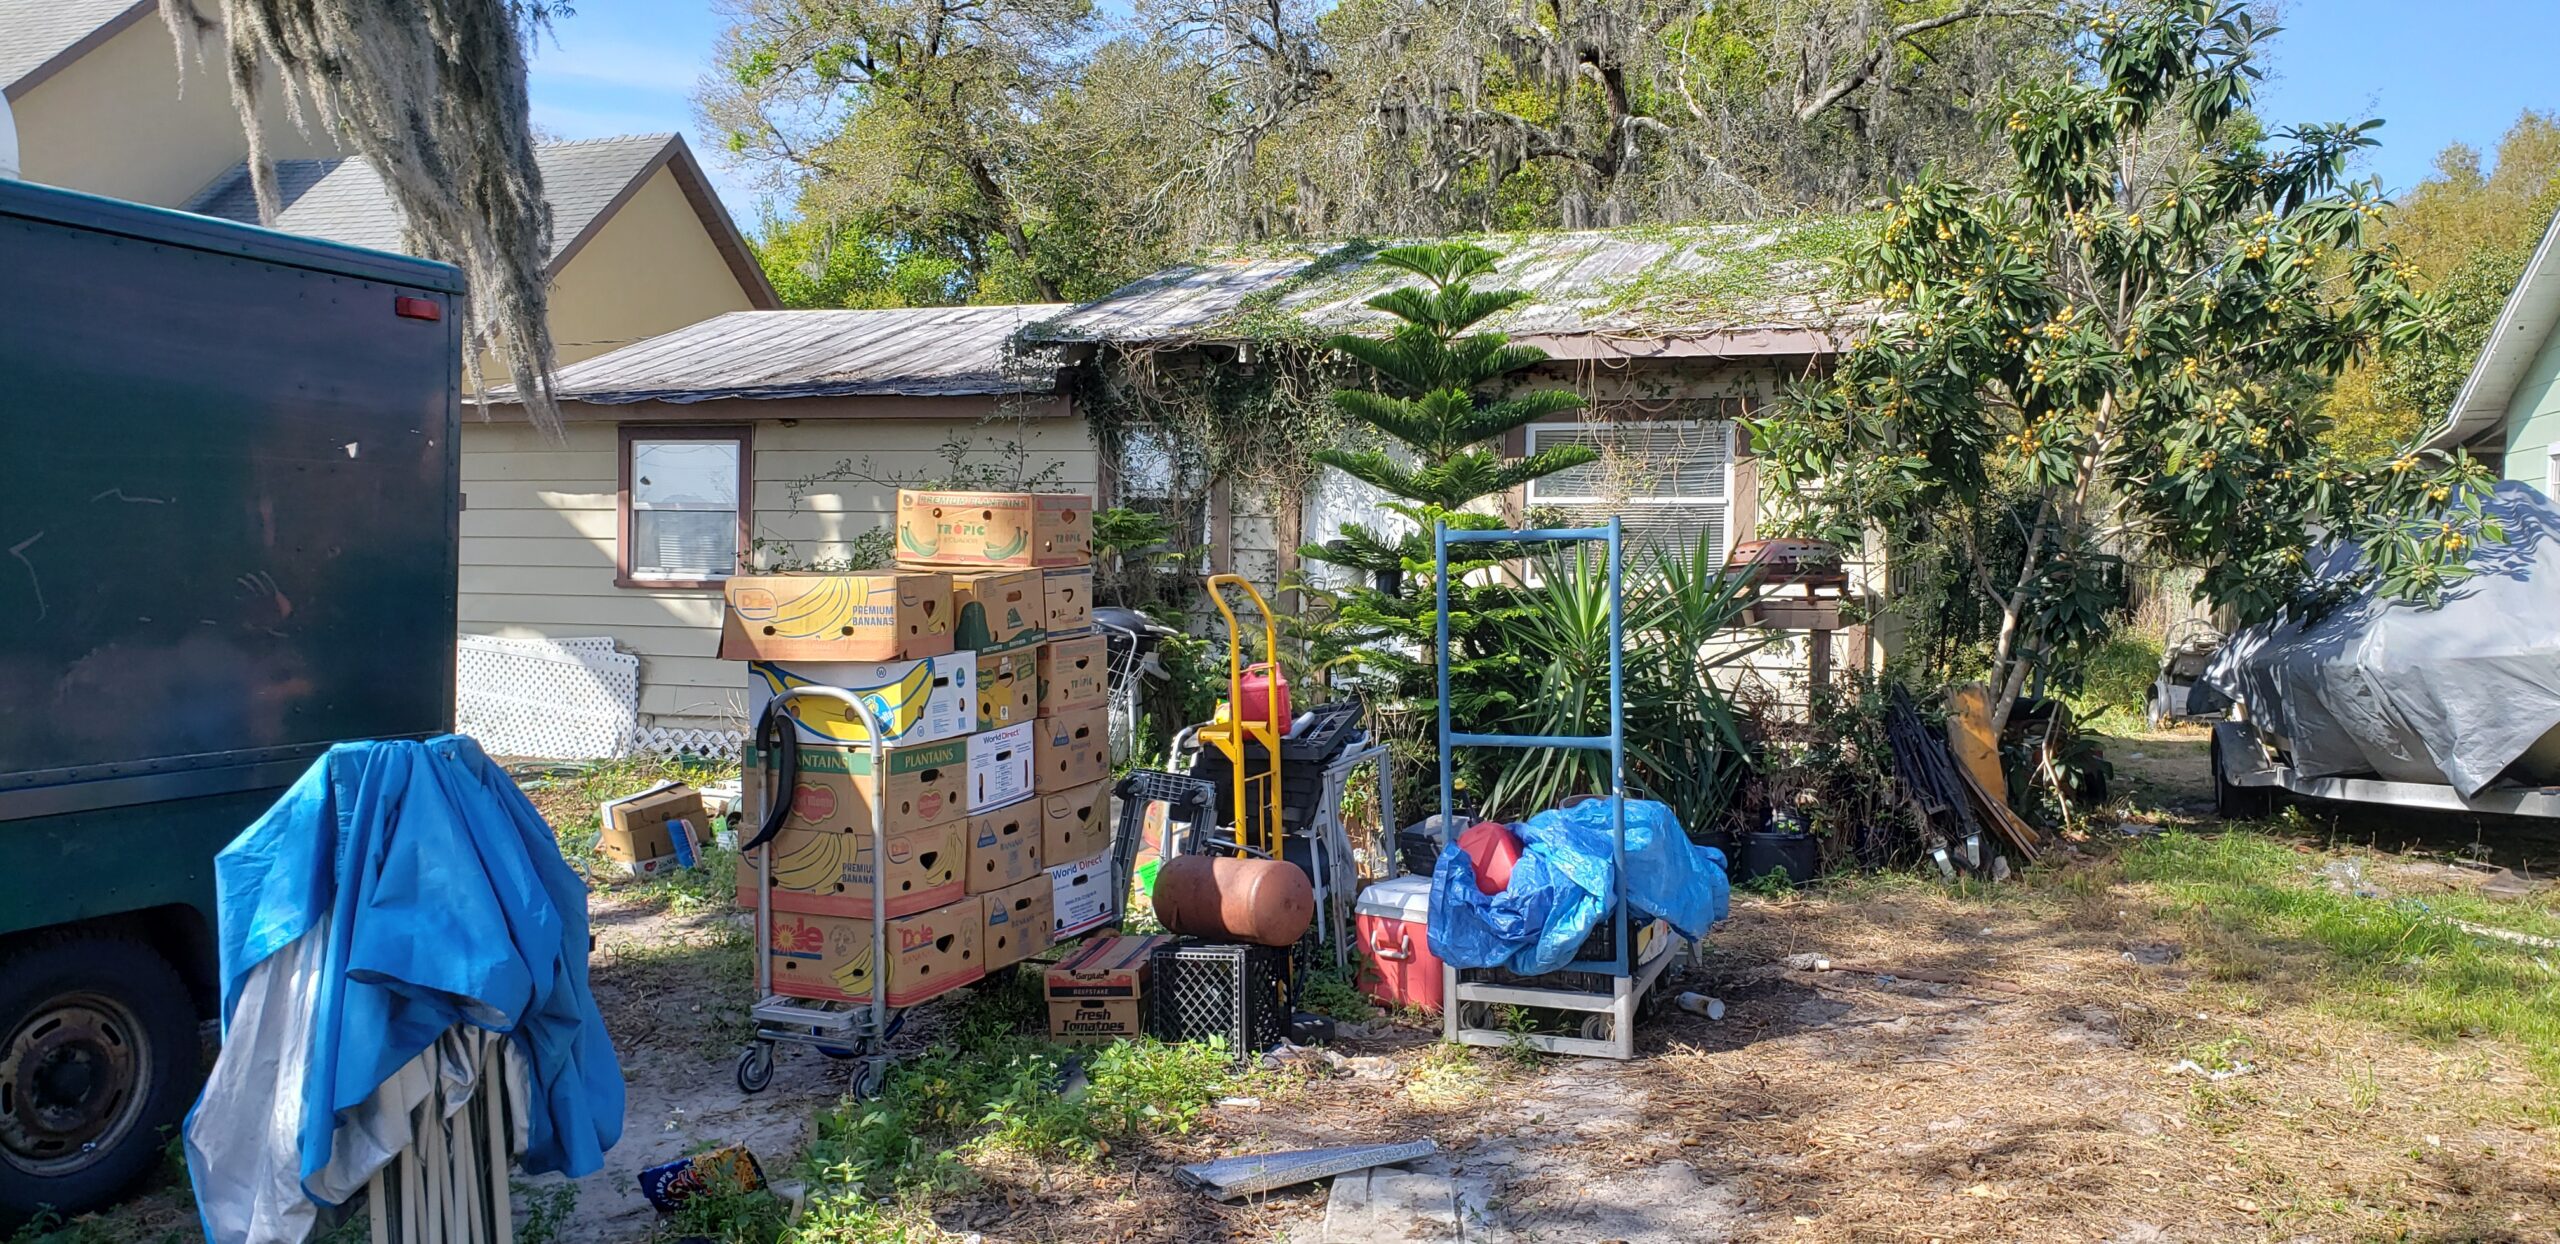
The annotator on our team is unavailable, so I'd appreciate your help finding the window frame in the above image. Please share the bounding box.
[1522,418,1738,563]
[616,423,753,590]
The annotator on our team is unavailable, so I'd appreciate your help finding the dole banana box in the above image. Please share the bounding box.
[982,873,1054,971]
[975,649,1037,732]
[967,721,1037,811]
[1049,850,1118,940]
[718,572,952,662]
[964,794,1042,895]
[1041,779,1111,865]
[896,489,1093,570]
[1041,567,1093,634]
[1035,633,1107,716]
[746,653,975,747]
[950,569,1044,655]
[1034,706,1110,793]
[768,898,985,1008]
[1045,933,1169,1043]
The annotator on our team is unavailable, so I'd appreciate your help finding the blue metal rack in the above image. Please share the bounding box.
[1434,518,1631,977]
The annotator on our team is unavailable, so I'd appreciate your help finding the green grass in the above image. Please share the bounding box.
[2121,830,2560,1087]
[521,755,741,913]
[2068,632,2164,733]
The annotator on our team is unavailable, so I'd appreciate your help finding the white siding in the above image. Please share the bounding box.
[458,415,1098,734]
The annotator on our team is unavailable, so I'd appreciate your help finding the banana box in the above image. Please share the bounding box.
[897,489,1092,570]
[741,737,968,833]
[1045,934,1169,1043]
[738,817,967,919]
[967,721,1037,811]
[768,898,984,1008]
[718,572,953,662]
[1041,779,1111,865]
[1035,633,1107,716]
[1049,850,1120,940]
[1041,567,1093,633]
[982,873,1053,971]
[975,649,1037,732]
[965,795,1042,895]
[951,569,1044,654]
[746,654,975,747]
[1034,706,1110,793]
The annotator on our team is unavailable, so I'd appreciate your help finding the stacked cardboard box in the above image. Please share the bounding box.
[722,490,1110,1013]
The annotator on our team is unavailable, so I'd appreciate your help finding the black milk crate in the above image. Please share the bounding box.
[1146,939,1295,1059]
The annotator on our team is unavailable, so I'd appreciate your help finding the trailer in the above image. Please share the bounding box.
[0,177,462,1220]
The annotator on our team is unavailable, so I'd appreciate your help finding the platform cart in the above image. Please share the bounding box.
[728,684,934,1097]
[1433,518,1681,1060]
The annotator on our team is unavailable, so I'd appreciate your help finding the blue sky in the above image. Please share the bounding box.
[527,0,2560,232]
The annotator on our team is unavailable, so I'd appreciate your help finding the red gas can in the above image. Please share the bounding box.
[1236,661,1291,728]
[1354,876,1444,1014]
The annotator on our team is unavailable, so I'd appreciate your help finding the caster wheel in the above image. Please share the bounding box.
[1458,1002,1492,1031]
[851,1057,889,1100]
[1578,1014,1611,1042]
[736,1043,776,1094]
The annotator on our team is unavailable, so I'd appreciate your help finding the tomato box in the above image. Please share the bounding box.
[975,648,1038,732]
[746,654,976,747]
[1041,779,1111,866]
[718,572,952,663]
[741,737,967,834]
[741,815,967,918]
[1035,633,1107,716]
[964,795,1042,895]
[897,489,1093,569]
[1044,934,1170,1043]
[951,568,1044,654]
[982,873,1054,971]
[1041,567,1093,634]
[1034,706,1110,792]
[768,898,984,1007]
[966,720,1037,810]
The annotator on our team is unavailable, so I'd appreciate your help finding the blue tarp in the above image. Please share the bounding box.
[184,736,622,1243]
[1426,798,1730,977]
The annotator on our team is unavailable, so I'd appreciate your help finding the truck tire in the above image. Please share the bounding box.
[2211,731,2274,821]
[0,933,203,1224]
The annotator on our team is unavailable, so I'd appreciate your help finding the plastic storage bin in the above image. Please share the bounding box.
[1354,876,1445,1014]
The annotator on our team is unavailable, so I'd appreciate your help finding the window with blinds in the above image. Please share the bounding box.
[1523,420,1735,559]
[629,437,742,581]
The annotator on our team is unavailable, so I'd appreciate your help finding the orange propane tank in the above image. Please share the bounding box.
[1150,855,1314,947]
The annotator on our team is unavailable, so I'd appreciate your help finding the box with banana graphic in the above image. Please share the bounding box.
[1040,779,1110,865]
[895,489,1093,570]
[964,795,1042,895]
[981,873,1053,971]
[1034,633,1107,716]
[1041,567,1093,633]
[951,569,1045,655]
[746,653,977,748]
[974,649,1037,732]
[718,572,953,663]
[768,898,985,1008]
[739,739,969,917]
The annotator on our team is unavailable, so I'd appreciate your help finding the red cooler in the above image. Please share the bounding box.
[1354,876,1444,1014]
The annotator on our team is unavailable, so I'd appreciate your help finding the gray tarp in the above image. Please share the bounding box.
[2205,481,2560,798]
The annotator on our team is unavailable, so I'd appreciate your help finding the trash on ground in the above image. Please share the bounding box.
[639,1146,768,1213]
[2164,1059,2256,1081]
[1676,991,1726,1020]
[598,780,710,876]
[1784,953,1834,972]
[1177,1139,1438,1200]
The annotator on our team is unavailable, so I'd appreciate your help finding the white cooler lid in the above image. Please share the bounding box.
[1356,874,1432,921]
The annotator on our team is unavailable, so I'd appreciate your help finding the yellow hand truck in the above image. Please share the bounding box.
[1193,574,1285,858]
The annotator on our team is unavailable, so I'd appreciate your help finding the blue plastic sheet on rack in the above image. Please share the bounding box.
[1426,798,1731,976]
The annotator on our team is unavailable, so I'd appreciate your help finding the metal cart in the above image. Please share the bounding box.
[1432,517,1680,1060]
[733,686,900,1098]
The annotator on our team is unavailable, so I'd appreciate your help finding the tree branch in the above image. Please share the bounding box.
[1795,4,2058,122]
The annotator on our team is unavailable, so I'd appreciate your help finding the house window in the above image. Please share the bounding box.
[1524,419,1735,559]
[619,426,751,588]
[2546,445,2559,499]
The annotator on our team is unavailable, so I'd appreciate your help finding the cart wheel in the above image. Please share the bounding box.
[1578,1014,1611,1042]
[851,1057,890,1100]
[735,1043,776,1094]
[1458,1002,1492,1031]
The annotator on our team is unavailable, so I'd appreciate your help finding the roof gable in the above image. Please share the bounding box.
[0,0,148,98]
[2425,210,2560,453]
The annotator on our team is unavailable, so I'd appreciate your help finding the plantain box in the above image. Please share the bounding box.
[982,873,1054,971]
[746,654,976,747]
[740,738,967,834]
[1034,706,1110,793]
[964,794,1042,895]
[1041,567,1094,633]
[975,648,1038,732]
[951,569,1044,654]
[1041,779,1111,866]
[767,898,984,1008]
[718,572,952,662]
[896,489,1093,570]
[1035,633,1108,716]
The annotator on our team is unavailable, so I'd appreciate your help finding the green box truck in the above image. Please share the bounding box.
[0,176,462,1219]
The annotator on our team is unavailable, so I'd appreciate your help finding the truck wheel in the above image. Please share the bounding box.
[2211,732,2274,821]
[0,934,201,1224]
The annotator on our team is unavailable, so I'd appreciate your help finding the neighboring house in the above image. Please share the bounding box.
[470,306,1088,739]
[2426,210,2560,492]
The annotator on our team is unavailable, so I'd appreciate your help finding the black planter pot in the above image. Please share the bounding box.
[1737,830,1820,888]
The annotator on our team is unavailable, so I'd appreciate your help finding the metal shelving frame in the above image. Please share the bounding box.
[1433,517,1679,1060]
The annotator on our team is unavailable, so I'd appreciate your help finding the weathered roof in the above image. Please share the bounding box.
[1028,220,1875,359]
[1,0,149,97]
[185,133,780,306]
[487,305,1073,405]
